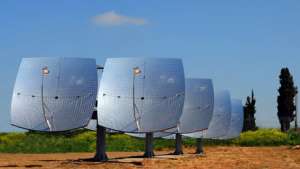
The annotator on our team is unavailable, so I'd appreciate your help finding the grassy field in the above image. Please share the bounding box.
[0,129,299,153]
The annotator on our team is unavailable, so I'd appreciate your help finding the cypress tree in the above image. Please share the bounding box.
[277,68,297,132]
[242,90,257,131]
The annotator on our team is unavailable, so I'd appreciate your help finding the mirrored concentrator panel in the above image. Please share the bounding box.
[203,90,231,139]
[178,78,214,134]
[221,99,244,139]
[186,90,231,138]
[11,57,98,132]
[98,57,185,133]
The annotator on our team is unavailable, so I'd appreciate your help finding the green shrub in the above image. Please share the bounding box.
[234,129,289,146]
[0,129,299,153]
[287,130,300,145]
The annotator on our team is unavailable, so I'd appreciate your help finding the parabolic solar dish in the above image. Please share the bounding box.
[184,90,231,138]
[177,78,214,134]
[221,99,244,139]
[127,78,214,138]
[11,57,98,132]
[98,57,185,133]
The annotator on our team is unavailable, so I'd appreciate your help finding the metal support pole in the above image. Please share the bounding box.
[144,132,154,158]
[195,138,204,155]
[173,133,183,155]
[94,125,108,161]
[93,65,108,162]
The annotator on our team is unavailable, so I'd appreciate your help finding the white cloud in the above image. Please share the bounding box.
[91,11,148,26]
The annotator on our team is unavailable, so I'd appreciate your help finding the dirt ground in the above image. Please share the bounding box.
[0,146,299,169]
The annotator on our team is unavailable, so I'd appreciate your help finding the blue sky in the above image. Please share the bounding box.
[1,1,300,131]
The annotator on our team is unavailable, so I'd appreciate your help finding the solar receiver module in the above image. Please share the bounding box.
[221,99,244,139]
[98,58,185,133]
[185,90,231,138]
[11,57,98,132]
